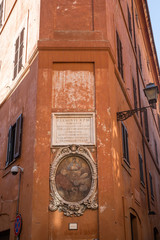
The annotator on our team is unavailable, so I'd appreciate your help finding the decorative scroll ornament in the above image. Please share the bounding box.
[49,145,98,217]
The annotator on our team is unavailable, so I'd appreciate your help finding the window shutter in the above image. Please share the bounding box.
[128,6,132,37]
[154,140,158,164]
[122,123,126,158]
[139,154,144,184]
[0,0,4,27]
[18,28,25,73]
[116,31,123,79]
[6,126,13,166]
[116,32,120,71]
[126,130,129,163]
[149,173,154,198]
[144,109,149,141]
[132,78,137,109]
[122,123,129,163]
[13,114,23,159]
[120,40,123,79]
[138,46,142,71]
[13,36,20,79]
[158,114,160,132]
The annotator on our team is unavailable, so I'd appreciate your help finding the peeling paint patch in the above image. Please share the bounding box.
[100,205,107,213]
[36,178,39,184]
[101,123,107,132]
[33,162,37,173]
[107,107,111,116]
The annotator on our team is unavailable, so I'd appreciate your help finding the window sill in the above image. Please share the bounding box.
[2,159,17,177]
[140,181,145,188]
[122,158,131,176]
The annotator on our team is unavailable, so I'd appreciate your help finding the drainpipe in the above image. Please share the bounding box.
[131,0,151,214]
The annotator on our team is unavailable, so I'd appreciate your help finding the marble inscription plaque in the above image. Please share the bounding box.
[51,113,95,145]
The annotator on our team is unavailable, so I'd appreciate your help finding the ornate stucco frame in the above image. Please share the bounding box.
[49,145,98,216]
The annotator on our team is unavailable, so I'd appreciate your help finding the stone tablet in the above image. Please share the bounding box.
[51,113,95,145]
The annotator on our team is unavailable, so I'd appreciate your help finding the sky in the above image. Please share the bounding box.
[147,0,160,66]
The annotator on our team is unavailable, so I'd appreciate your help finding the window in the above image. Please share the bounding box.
[138,46,142,72]
[154,227,159,240]
[0,0,4,28]
[147,59,150,72]
[6,114,23,167]
[149,172,154,199]
[13,28,25,80]
[144,110,149,141]
[127,6,132,37]
[154,140,158,164]
[122,122,129,164]
[116,31,123,79]
[130,214,138,240]
[132,78,138,109]
[139,154,145,185]
[135,9,140,29]
[0,229,10,240]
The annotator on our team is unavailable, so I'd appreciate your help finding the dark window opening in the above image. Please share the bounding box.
[116,31,124,79]
[154,227,159,240]
[0,229,10,240]
[130,214,138,240]
[122,122,129,164]
[6,114,23,167]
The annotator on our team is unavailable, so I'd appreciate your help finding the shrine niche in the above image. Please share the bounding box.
[49,145,98,217]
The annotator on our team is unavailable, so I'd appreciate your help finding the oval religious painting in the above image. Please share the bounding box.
[55,156,92,202]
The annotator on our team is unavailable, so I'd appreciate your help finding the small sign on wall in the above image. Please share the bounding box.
[69,223,78,230]
[51,112,95,146]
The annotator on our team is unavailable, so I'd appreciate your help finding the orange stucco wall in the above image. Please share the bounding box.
[0,0,160,239]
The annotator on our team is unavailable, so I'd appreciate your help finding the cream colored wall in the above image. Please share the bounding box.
[0,0,40,104]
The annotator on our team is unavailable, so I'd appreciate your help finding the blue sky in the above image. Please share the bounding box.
[147,0,160,66]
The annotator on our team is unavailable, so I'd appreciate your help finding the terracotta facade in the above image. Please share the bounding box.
[0,0,160,239]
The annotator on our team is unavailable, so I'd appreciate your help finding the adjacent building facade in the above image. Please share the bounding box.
[0,0,160,239]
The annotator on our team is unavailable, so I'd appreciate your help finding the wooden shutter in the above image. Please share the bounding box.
[122,123,129,163]
[116,31,123,79]
[18,28,25,73]
[144,110,149,141]
[13,114,23,159]
[132,78,137,109]
[158,114,160,132]
[0,0,4,27]
[119,40,123,79]
[127,6,132,37]
[154,140,158,164]
[149,173,154,198]
[13,28,25,79]
[138,46,142,71]
[6,126,13,166]
[13,36,20,79]
[139,154,144,184]
[116,32,120,71]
